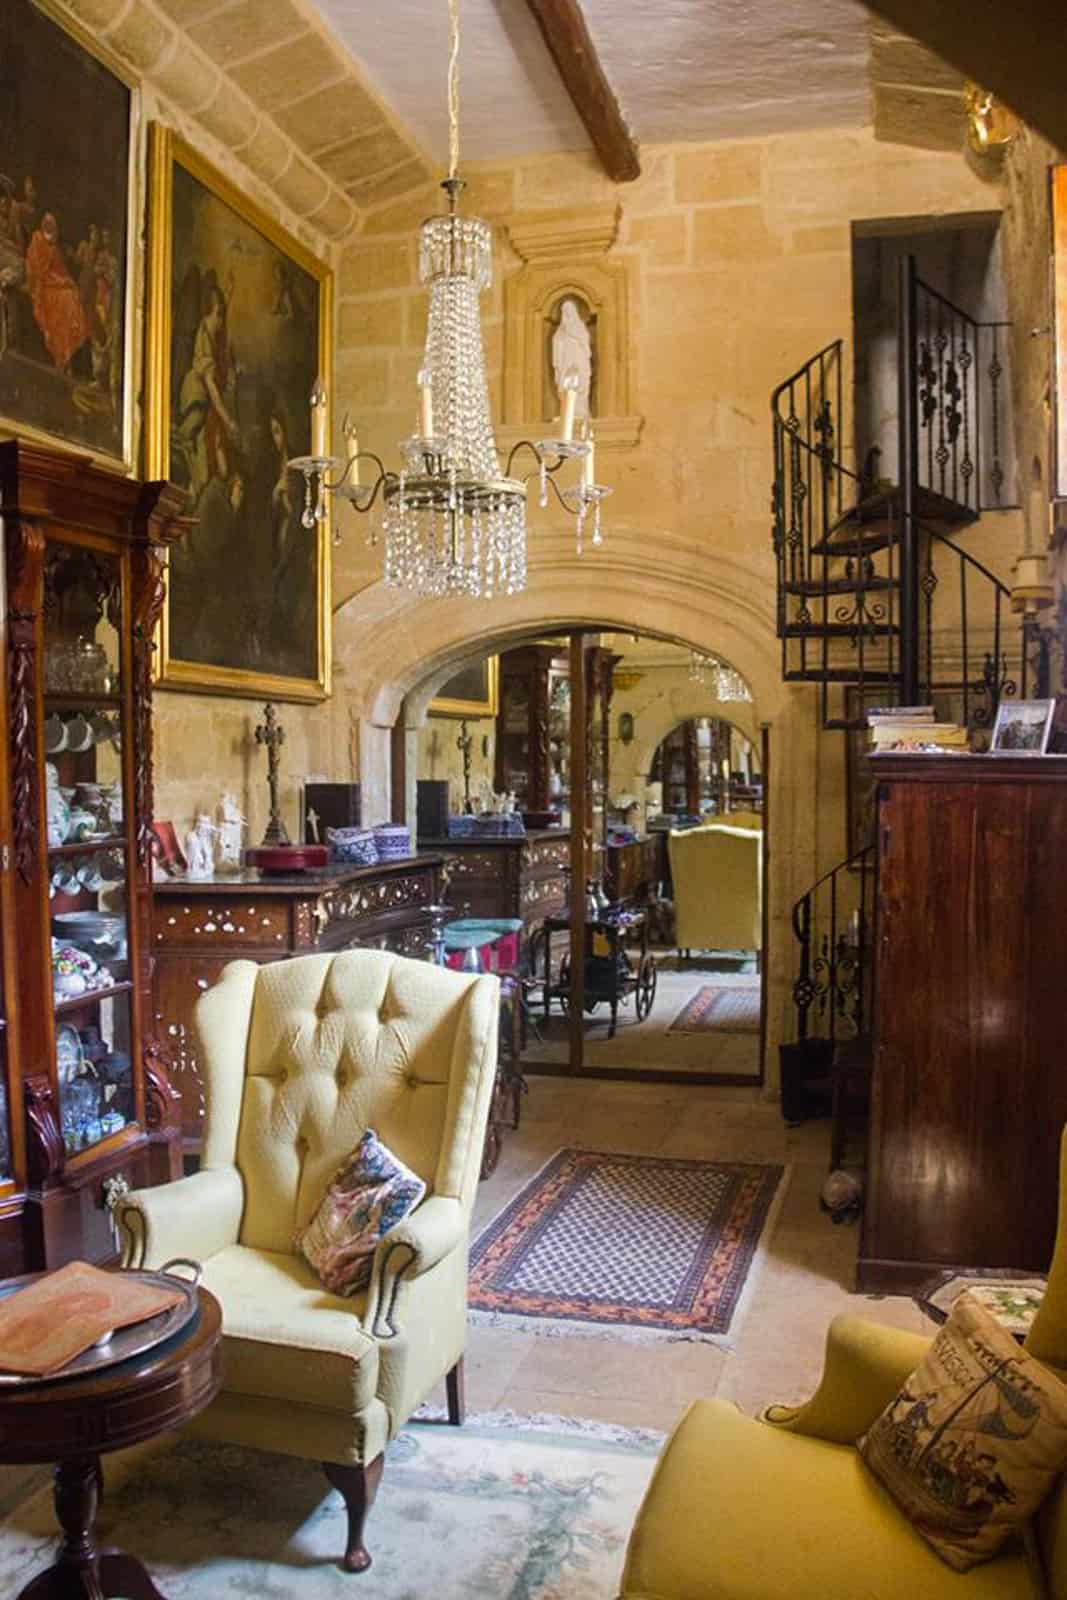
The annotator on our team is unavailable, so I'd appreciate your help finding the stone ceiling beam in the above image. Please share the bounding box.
[522,0,640,182]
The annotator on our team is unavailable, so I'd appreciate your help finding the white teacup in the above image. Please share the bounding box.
[77,862,105,892]
[65,715,93,753]
[44,715,67,754]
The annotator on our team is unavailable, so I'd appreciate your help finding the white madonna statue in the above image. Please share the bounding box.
[552,298,592,424]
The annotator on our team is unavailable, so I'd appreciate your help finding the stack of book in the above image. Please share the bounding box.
[866,705,969,754]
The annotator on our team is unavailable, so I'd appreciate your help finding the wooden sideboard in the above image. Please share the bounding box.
[604,836,665,905]
[420,828,570,932]
[859,754,1067,1292]
[152,855,441,1149]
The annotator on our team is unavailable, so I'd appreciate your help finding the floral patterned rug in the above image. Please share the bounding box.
[667,985,760,1034]
[0,1413,662,1599]
[470,1147,787,1346]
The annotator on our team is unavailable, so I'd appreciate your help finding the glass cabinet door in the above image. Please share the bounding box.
[43,543,134,1158]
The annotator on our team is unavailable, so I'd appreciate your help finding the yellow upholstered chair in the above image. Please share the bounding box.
[120,950,498,1573]
[668,823,763,959]
[617,1128,1067,1599]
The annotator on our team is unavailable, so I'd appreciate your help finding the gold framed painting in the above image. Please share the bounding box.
[1053,163,1067,503]
[145,124,332,701]
[429,657,499,717]
[0,0,136,468]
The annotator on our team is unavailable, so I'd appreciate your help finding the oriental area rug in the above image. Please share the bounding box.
[0,1415,660,1600]
[668,984,761,1034]
[469,1148,787,1347]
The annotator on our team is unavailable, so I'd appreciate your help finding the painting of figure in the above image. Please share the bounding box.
[0,0,130,461]
[1054,165,1067,503]
[147,128,332,700]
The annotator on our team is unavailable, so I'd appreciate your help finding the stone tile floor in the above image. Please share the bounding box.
[439,1076,928,1433]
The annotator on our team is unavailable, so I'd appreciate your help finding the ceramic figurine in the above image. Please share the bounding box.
[184,813,217,880]
[216,792,246,873]
[46,763,70,847]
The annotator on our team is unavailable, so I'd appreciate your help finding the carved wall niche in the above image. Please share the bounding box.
[501,207,642,452]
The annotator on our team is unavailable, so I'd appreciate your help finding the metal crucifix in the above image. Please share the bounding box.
[255,701,290,845]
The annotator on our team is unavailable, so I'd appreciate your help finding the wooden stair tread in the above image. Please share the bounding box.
[783,576,897,596]
[783,668,897,684]
[783,622,897,639]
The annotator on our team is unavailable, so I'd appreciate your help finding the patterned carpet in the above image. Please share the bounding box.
[668,984,761,1034]
[0,1415,661,1599]
[470,1148,787,1346]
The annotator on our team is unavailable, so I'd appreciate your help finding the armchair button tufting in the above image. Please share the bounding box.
[407,1074,419,1089]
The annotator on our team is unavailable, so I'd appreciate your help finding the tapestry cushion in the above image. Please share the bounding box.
[296,1128,426,1296]
[859,1291,1067,1570]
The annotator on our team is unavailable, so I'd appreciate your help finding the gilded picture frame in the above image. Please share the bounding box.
[1053,164,1067,503]
[0,0,137,469]
[145,124,332,701]
[429,657,499,718]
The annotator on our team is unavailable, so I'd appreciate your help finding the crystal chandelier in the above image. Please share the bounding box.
[688,650,752,702]
[288,0,610,599]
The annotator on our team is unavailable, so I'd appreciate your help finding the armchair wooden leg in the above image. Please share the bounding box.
[446,1356,466,1426]
[323,1456,383,1574]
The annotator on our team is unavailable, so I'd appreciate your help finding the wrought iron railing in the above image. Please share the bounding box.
[910,269,1010,515]
[792,844,875,1047]
[918,519,1025,735]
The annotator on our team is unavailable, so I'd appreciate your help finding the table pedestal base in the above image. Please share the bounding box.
[17,1457,168,1600]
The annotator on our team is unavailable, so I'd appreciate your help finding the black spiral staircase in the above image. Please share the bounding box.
[775,256,1030,1133]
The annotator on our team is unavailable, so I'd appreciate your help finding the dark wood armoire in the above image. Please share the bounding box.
[1,442,186,1273]
[859,753,1067,1293]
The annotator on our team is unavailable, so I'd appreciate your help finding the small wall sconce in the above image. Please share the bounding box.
[618,711,635,744]
[965,82,1020,154]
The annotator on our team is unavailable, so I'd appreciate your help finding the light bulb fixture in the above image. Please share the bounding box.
[287,0,610,598]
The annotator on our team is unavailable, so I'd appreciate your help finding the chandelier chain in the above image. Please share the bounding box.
[448,0,461,181]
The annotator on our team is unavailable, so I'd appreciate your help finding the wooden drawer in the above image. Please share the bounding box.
[153,896,292,953]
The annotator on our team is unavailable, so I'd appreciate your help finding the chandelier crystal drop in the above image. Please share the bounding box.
[286,0,609,600]
[688,650,752,702]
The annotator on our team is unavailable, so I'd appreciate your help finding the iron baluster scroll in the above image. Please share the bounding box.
[913,269,1009,515]
[791,845,874,1048]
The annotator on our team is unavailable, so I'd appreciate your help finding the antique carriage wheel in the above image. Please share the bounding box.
[635,953,658,1021]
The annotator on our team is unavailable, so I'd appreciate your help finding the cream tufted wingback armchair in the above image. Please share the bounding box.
[120,949,499,1573]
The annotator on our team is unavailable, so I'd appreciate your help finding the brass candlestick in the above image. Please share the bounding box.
[254,702,289,845]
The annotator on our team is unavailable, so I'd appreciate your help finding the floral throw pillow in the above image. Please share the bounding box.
[296,1130,426,1297]
[858,1291,1067,1570]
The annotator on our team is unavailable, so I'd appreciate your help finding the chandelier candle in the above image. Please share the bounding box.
[310,377,328,459]
[342,415,360,486]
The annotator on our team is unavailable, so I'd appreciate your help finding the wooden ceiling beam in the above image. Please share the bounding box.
[523,0,640,183]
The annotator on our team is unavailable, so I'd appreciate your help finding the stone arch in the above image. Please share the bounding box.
[627,689,760,795]
[330,548,819,1086]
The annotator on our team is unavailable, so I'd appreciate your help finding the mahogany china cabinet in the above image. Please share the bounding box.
[495,645,571,817]
[1,441,186,1273]
[859,753,1067,1293]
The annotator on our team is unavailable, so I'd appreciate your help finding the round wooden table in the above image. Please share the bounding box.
[0,1286,221,1599]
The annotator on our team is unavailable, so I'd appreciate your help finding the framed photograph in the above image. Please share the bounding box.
[145,124,332,701]
[1053,164,1067,502]
[429,656,498,718]
[0,0,134,466]
[990,697,1055,755]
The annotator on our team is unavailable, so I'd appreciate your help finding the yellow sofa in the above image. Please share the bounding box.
[119,949,499,1573]
[668,822,763,957]
[617,1128,1067,1599]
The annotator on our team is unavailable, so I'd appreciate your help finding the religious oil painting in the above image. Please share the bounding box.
[146,126,332,701]
[1054,165,1067,503]
[429,656,498,717]
[0,0,133,464]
